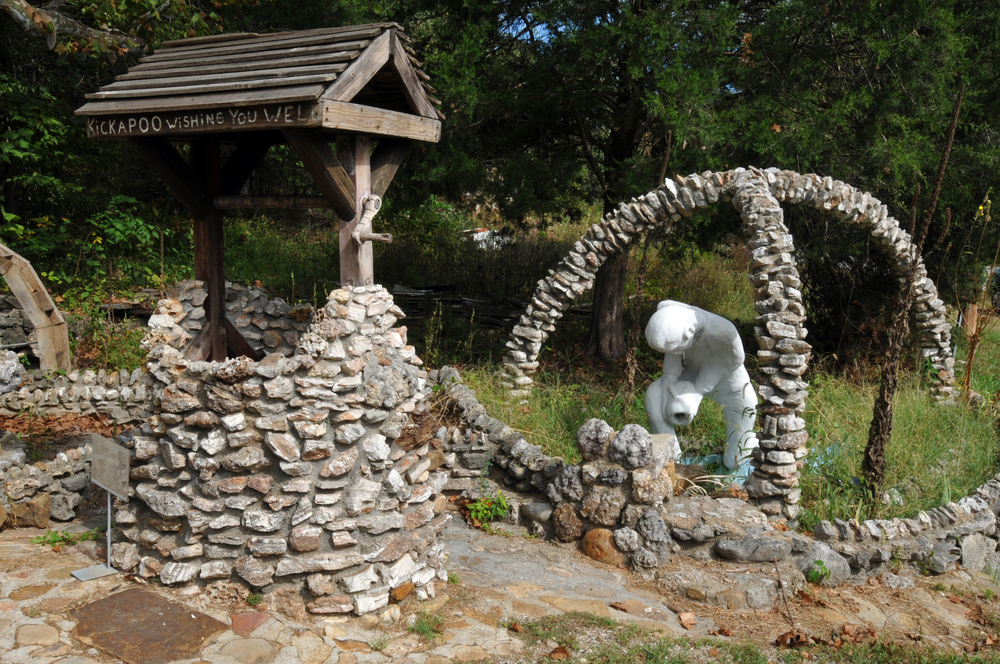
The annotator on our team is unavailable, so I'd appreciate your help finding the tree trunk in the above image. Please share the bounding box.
[584,250,628,359]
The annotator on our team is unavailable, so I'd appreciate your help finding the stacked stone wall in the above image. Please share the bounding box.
[0,367,151,422]
[0,435,99,528]
[112,286,452,615]
[502,167,957,521]
[148,280,315,359]
[436,365,1000,586]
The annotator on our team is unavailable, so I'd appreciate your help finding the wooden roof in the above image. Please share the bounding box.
[75,23,442,143]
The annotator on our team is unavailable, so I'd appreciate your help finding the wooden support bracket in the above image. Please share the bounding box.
[0,244,70,370]
[282,128,357,220]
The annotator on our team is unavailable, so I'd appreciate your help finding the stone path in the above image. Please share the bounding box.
[1,514,998,664]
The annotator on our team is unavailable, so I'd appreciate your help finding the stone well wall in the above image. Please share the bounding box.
[148,280,314,359]
[114,286,453,616]
[0,367,151,421]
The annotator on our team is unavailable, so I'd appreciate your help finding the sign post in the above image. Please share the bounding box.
[73,433,130,582]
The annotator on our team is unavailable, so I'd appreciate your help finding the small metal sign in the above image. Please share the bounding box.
[89,433,130,501]
[73,433,131,582]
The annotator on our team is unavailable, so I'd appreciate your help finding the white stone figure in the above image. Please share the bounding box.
[643,300,758,470]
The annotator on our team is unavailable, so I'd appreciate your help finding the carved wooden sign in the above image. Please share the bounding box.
[86,102,322,139]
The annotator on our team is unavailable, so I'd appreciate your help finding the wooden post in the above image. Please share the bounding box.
[336,136,372,287]
[191,139,227,362]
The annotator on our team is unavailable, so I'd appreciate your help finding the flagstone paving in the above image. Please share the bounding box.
[1,514,998,663]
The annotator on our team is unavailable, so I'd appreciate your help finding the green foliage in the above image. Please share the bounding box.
[806,560,831,585]
[31,528,101,549]
[447,572,461,585]
[367,632,389,651]
[467,492,509,525]
[408,611,445,641]
[246,593,263,607]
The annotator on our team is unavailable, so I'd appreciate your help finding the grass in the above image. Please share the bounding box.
[408,610,445,641]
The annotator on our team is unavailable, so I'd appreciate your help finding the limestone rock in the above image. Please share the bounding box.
[274,552,364,576]
[631,467,673,505]
[608,424,652,469]
[614,527,640,552]
[546,465,584,503]
[577,418,614,461]
[552,503,583,542]
[715,536,792,563]
[0,350,25,395]
[160,561,200,584]
[10,492,51,528]
[235,556,275,587]
[580,485,626,526]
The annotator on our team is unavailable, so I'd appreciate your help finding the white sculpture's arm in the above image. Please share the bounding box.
[644,377,674,435]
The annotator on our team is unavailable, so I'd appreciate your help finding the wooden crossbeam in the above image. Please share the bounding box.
[128,137,212,217]
[214,195,330,210]
[282,128,357,220]
[221,140,272,194]
[371,138,409,198]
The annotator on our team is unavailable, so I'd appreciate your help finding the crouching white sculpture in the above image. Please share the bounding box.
[644,300,759,470]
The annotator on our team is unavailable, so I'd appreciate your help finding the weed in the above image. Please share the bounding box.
[247,593,263,607]
[31,528,101,550]
[23,606,40,618]
[806,560,831,585]
[932,582,947,592]
[367,632,389,651]
[408,611,445,641]
[447,572,461,585]
[467,492,509,525]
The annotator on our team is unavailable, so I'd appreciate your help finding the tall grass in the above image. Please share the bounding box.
[799,370,999,528]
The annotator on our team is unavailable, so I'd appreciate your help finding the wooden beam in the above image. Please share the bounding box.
[321,100,441,142]
[337,135,372,288]
[226,319,264,361]
[370,138,410,198]
[0,244,71,371]
[221,140,272,194]
[183,327,212,362]
[191,138,227,362]
[128,137,212,217]
[214,195,331,210]
[321,30,391,102]
[390,33,438,119]
[282,128,357,220]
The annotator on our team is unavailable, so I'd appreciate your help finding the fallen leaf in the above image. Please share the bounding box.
[843,624,860,636]
[709,626,733,637]
[679,612,697,630]
[507,623,524,633]
[798,591,814,604]
[519,405,531,414]
[774,630,811,648]
[905,632,923,642]
[772,522,788,532]
[947,593,965,605]
[770,123,783,133]
[708,648,719,657]
[549,646,570,660]
[986,635,994,645]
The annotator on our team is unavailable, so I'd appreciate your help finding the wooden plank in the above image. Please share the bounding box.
[322,100,441,142]
[161,25,386,53]
[390,33,438,118]
[131,42,367,74]
[283,128,357,221]
[77,84,324,116]
[87,73,340,100]
[191,138,228,362]
[143,33,375,64]
[225,319,264,361]
[86,102,322,140]
[220,141,272,195]
[183,327,212,362]
[321,30,391,102]
[162,32,257,49]
[214,195,331,209]
[106,63,350,91]
[336,136,372,288]
[128,137,211,216]
[370,138,409,198]
[118,52,358,81]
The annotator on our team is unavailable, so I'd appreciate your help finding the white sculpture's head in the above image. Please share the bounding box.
[645,303,698,354]
[665,380,703,426]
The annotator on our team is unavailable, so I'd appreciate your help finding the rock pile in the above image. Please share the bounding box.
[116,286,452,615]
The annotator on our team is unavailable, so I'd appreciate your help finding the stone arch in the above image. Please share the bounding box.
[501,167,955,521]
[0,243,71,370]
